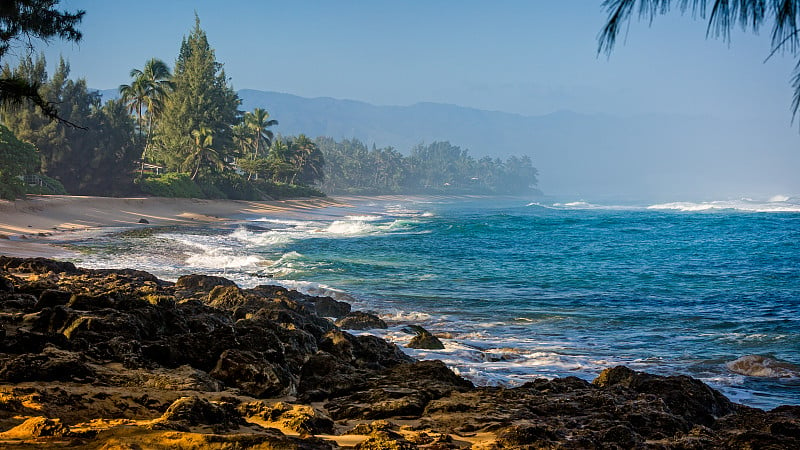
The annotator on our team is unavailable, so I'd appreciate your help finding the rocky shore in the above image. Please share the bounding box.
[0,256,797,448]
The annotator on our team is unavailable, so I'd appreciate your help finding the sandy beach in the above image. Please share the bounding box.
[0,195,357,258]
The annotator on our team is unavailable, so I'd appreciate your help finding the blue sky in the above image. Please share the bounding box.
[37,1,796,122]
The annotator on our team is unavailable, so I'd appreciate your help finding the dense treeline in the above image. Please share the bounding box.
[317,138,539,195]
[1,56,139,196]
[0,10,539,200]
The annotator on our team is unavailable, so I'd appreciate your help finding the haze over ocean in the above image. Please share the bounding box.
[61,196,800,410]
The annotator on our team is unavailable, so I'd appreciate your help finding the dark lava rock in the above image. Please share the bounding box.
[137,218,150,224]
[405,325,444,350]
[594,365,735,426]
[312,295,351,318]
[336,311,387,330]
[0,256,78,274]
[35,289,71,309]
[175,274,236,291]
[355,430,415,450]
[156,396,244,432]
[0,347,93,382]
[207,285,249,309]
[67,293,114,310]
[0,275,15,292]
[210,349,292,398]
[325,360,473,420]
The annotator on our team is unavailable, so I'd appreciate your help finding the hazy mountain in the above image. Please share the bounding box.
[98,88,800,201]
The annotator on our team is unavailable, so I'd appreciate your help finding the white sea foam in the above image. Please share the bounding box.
[768,194,791,203]
[184,251,262,269]
[250,218,316,227]
[325,220,377,235]
[231,227,296,246]
[648,199,800,213]
[345,215,383,222]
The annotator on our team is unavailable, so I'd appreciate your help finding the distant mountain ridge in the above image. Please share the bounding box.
[97,88,800,199]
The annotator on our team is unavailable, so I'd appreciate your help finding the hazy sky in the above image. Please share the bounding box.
[17,1,800,199]
[35,1,796,121]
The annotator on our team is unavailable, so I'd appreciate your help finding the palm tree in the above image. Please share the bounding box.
[267,138,294,183]
[290,134,324,185]
[118,78,147,139]
[120,58,173,164]
[243,108,278,159]
[131,58,174,136]
[183,127,221,180]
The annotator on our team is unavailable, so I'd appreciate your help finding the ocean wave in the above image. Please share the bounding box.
[726,355,800,378]
[344,215,383,222]
[647,199,800,213]
[184,251,262,269]
[250,218,316,227]
[325,220,378,235]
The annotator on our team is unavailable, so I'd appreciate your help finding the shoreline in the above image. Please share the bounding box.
[0,255,796,448]
[0,194,361,258]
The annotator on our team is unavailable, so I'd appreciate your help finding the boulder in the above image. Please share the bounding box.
[312,296,351,318]
[594,365,735,426]
[405,325,444,350]
[35,289,71,309]
[0,416,70,439]
[210,349,292,398]
[0,275,15,292]
[336,311,387,330]
[155,396,244,432]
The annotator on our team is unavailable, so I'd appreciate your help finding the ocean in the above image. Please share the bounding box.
[59,196,800,410]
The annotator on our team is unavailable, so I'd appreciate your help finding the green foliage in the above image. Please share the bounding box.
[154,15,239,171]
[0,1,84,122]
[25,173,66,195]
[138,172,203,198]
[0,123,38,199]
[1,55,140,196]
[316,137,538,195]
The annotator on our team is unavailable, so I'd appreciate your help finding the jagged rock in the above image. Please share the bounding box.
[240,401,335,435]
[155,396,244,432]
[210,349,292,397]
[354,430,415,450]
[0,256,78,274]
[594,365,735,426]
[325,361,473,420]
[347,419,398,435]
[495,424,562,448]
[298,352,367,401]
[405,325,444,350]
[0,416,70,439]
[0,275,15,292]
[35,289,71,309]
[0,346,94,382]
[1,293,36,310]
[175,274,235,291]
[336,311,387,330]
[312,295,351,318]
[0,257,796,449]
[207,284,248,309]
[67,293,114,310]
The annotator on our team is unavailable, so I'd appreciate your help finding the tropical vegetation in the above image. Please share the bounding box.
[0,6,539,200]
[316,138,539,195]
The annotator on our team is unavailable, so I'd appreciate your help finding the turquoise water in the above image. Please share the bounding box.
[65,197,800,409]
